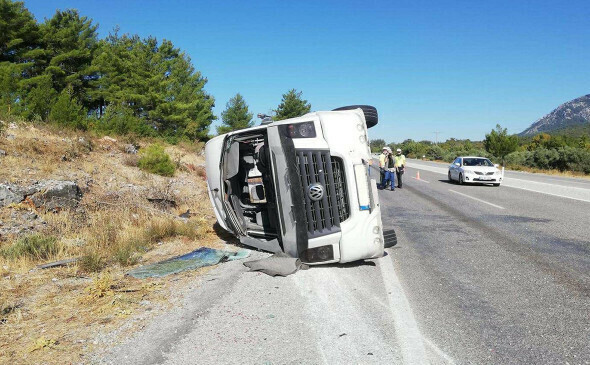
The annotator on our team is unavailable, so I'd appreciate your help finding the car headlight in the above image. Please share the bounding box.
[283,122,316,138]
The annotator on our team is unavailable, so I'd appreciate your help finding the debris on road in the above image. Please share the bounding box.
[126,247,250,279]
[243,252,308,277]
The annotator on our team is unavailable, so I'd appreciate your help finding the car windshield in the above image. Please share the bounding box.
[463,158,493,167]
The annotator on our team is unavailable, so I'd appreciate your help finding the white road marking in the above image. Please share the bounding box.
[294,268,401,363]
[448,189,505,209]
[412,177,430,183]
[424,337,456,364]
[502,185,590,204]
[379,255,429,364]
[506,170,590,187]
[507,176,590,191]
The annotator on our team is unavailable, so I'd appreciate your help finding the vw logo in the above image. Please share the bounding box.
[308,183,324,201]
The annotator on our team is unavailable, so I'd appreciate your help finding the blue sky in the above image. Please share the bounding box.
[24,0,590,143]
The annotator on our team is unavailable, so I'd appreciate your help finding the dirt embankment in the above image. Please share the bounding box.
[0,121,229,364]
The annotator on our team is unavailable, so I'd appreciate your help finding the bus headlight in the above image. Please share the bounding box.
[284,122,316,138]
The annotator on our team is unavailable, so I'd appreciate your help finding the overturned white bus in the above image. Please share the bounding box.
[205,105,384,265]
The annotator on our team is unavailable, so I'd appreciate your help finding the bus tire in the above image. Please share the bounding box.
[332,105,378,128]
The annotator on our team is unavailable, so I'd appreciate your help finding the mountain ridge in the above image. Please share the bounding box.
[519,94,590,136]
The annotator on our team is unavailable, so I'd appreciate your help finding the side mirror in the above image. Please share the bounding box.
[494,164,499,168]
[454,162,460,167]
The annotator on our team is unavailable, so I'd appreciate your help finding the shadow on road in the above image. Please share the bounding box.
[213,223,242,245]
[312,260,377,270]
[438,179,455,185]
[437,179,496,187]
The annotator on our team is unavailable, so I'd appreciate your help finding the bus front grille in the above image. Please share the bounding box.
[296,150,350,237]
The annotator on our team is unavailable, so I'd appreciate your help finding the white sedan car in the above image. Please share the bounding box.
[448,156,503,186]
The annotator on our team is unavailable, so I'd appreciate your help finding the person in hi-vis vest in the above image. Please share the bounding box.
[394,148,406,188]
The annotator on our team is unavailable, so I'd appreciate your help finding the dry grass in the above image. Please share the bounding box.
[122,153,139,167]
[0,123,228,364]
[0,124,94,182]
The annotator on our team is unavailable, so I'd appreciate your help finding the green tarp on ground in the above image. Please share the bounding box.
[127,247,250,279]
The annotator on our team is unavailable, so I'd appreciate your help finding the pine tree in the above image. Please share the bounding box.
[92,34,215,140]
[49,86,86,129]
[0,62,20,115]
[149,40,215,140]
[40,9,98,107]
[0,0,40,63]
[89,33,150,117]
[217,93,253,134]
[273,89,311,121]
[21,75,57,120]
[97,102,152,136]
[0,0,43,114]
[1,2,215,140]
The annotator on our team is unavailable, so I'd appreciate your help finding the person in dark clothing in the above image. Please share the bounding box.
[383,150,396,191]
[378,147,389,189]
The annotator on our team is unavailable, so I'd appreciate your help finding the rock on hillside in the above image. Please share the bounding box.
[0,180,82,210]
[520,94,590,136]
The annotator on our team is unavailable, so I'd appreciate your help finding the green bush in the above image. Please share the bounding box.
[533,148,559,170]
[92,103,154,137]
[138,144,176,176]
[557,147,590,173]
[505,151,532,167]
[504,147,590,173]
[1,235,59,260]
[426,145,445,160]
[49,87,87,130]
[79,251,105,272]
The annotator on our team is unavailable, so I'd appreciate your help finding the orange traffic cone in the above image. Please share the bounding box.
[416,171,420,180]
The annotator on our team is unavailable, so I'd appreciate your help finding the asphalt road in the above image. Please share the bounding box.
[379,160,590,364]
[97,161,590,365]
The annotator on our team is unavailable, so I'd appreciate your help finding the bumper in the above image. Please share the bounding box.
[300,173,384,265]
[464,175,502,184]
[302,201,384,265]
